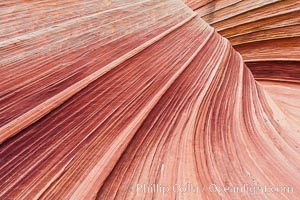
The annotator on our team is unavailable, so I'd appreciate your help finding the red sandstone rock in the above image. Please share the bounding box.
[0,0,299,199]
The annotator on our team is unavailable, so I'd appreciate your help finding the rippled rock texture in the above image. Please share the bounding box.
[0,0,299,199]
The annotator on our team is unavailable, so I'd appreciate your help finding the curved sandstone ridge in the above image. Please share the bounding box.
[184,0,300,81]
[184,0,300,153]
[0,0,299,199]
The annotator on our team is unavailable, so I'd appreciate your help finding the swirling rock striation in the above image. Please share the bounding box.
[0,0,299,199]
[185,0,300,81]
[184,0,300,150]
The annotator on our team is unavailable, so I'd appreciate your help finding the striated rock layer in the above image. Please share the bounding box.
[184,0,300,96]
[0,0,299,199]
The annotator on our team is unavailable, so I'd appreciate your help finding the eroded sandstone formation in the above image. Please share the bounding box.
[0,0,299,199]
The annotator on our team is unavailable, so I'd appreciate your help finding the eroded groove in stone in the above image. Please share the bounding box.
[185,0,300,78]
[0,0,299,199]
